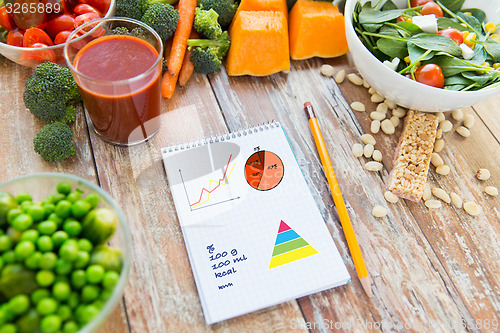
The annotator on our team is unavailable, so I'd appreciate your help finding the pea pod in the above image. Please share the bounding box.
[0,192,18,227]
[0,264,38,299]
[81,208,117,245]
[89,246,123,273]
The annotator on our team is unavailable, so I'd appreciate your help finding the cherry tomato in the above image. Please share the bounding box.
[79,0,110,15]
[54,30,72,44]
[420,2,443,17]
[10,0,47,30]
[6,29,24,46]
[45,14,75,40]
[19,42,56,65]
[397,15,411,23]
[74,12,100,29]
[437,28,464,46]
[0,6,14,31]
[74,4,101,16]
[415,64,445,88]
[23,27,54,47]
[410,0,434,7]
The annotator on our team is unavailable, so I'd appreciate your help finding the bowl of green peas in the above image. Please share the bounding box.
[0,173,131,333]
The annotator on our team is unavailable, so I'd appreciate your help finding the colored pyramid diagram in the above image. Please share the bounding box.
[269,220,318,269]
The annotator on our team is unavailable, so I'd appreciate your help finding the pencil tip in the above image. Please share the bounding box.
[360,276,373,297]
[304,101,312,108]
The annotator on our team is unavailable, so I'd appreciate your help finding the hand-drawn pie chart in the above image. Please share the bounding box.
[245,151,284,191]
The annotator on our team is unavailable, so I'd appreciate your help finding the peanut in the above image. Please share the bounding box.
[361,134,376,145]
[351,101,366,112]
[463,201,481,216]
[456,126,471,137]
[352,143,364,157]
[423,183,432,201]
[376,103,388,114]
[364,144,374,158]
[434,139,445,152]
[439,120,453,133]
[371,93,385,103]
[436,128,443,139]
[384,191,399,203]
[384,99,396,109]
[425,200,442,209]
[347,73,363,85]
[371,120,381,134]
[485,186,499,196]
[392,107,406,118]
[372,205,388,217]
[335,69,346,83]
[430,153,444,167]
[370,111,386,121]
[365,161,383,172]
[436,164,450,175]
[452,109,464,121]
[450,192,462,208]
[363,80,371,88]
[390,116,400,128]
[476,168,491,180]
[381,119,395,135]
[436,112,445,122]
[368,87,376,95]
[372,150,382,162]
[432,187,451,203]
[463,114,474,129]
[320,64,335,77]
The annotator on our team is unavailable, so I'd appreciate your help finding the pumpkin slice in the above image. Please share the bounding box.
[226,11,290,76]
[234,0,288,18]
[289,0,349,60]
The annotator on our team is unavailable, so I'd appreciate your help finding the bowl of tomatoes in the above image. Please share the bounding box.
[345,0,500,112]
[0,0,115,67]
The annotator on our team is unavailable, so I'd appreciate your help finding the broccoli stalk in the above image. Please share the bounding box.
[188,8,231,74]
[33,122,76,162]
[141,3,179,42]
[198,0,238,28]
[23,62,81,124]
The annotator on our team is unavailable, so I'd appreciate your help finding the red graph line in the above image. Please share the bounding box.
[190,154,233,207]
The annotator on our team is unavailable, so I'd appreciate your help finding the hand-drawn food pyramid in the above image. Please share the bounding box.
[269,220,318,269]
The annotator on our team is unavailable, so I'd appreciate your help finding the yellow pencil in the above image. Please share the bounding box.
[304,101,372,297]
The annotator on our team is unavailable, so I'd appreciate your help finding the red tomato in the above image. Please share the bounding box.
[415,64,444,88]
[74,12,100,29]
[45,14,75,40]
[420,2,443,17]
[6,29,24,46]
[0,7,13,31]
[54,30,72,44]
[20,42,56,65]
[79,0,110,15]
[410,0,434,7]
[397,15,411,23]
[10,0,47,30]
[437,28,464,46]
[23,27,54,47]
[74,4,101,16]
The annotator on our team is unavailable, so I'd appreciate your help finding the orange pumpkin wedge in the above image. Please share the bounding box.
[233,0,287,19]
[226,11,290,76]
[289,0,349,60]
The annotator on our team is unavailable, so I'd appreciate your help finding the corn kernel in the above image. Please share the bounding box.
[485,22,496,33]
[464,12,471,15]
[404,56,411,63]
[493,63,500,69]
[462,31,469,38]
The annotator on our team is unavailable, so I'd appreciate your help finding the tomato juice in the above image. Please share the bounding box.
[73,34,161,144]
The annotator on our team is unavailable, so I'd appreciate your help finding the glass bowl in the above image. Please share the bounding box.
[344,0,500,112]
[0,0,115,67]
[0,172,131,333]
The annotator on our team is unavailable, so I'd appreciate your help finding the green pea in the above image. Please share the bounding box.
[14,240,35,260]
[86,265,105,284]
[42,196,54,205]
[67,292,80,309]
[20,201,32,213]
[31,289,50,304]
[63,220,82,237]
[102,271,120,290]
[77,305,99,324]
[51,231,69,248]
[0,235,12,252]
[84,193,99,208]
[54,275,70,284]
[36,270,56,287]
[20,229,39,242]
[59,241,79,262]
[70,270,86,289]
[0,323,17,333]
[57,304,72,321]
[100,289,113,302]
[0,306,14,326]
[1,251,16,264]
[27,205,45,222]
[77,239,93,253]
[81,285,100,303]
[6,208,21,224]
[73,251,90,269]
[36,298,58,316]
[53,281,71,301]
[42,203,56,216]
[52,193,66,204]
[57,182,72,195]
[11,213,33,231]
[8,294,30,316]
[0,258,3,271]
[37,235,54,252]
[38,221,57,235]
[70,200,91,219]
[46,213,63,227]
[24,251,43,270]
[55,200,72,219]
[40,252,58,270]
[55,258,73,275]
[62,320,79,333]
[40,314,62,333]
[67,189,83,203]
[16,193,32,204]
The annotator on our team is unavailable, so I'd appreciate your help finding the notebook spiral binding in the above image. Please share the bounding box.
[162,121,280,154]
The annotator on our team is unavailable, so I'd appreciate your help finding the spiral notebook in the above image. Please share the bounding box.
[161,122,350,324]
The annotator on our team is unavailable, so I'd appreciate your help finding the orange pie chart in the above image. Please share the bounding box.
[245,151,284,191]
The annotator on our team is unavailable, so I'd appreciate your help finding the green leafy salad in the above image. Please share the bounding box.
[352,0,500,91]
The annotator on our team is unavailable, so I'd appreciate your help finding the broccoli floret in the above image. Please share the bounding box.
[198,0,238,28]
[141,3,179,42]
[188,31,230,74]
[33,122,76,162]
[115,0,147,20]
[23,62,81,124]
[162,58,168,74]
[193,7,222,39]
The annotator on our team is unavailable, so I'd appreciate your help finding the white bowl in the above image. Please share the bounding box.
[344,0,500,112]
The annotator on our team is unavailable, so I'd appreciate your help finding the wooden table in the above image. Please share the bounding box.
[1,53,499,332]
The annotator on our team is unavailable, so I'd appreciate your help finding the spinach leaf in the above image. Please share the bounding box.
[359,8,405,24]
[469,45,486,65]
[445,84,469,91]
[444,74,474,86]
[382,0,398,11]
[377,37,408,59]
[462,71,492,85]
[433,56,471,76]
[437,17,472,32]
[397,21,422,36]
[461,8,486,23]
[408,43,435,63]
[362,23,383,32]
[409,34,462,57]
[457,12,482,36]
[438,0,465,13]
[483,41,500,62]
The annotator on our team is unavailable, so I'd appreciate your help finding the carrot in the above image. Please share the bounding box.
[161,0,197,99]
[178,30,199,87]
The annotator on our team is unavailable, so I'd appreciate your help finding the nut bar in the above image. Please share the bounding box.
[388,111,438,202]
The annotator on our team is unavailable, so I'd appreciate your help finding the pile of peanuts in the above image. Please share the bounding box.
[320,64,498,218]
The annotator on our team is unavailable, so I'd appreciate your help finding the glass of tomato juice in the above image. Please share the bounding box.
[64,17,163,146]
